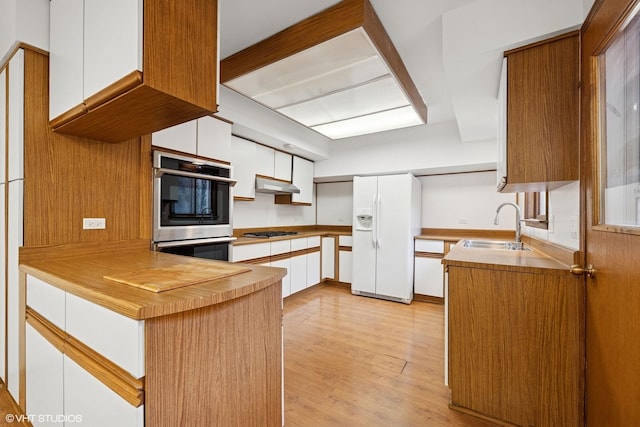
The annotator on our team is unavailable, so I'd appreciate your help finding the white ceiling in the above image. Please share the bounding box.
[219,0,585,144]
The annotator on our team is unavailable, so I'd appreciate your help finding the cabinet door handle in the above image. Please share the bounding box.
[570,264,596,278]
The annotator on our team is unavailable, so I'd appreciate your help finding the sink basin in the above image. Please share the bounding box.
[462,240,530,251]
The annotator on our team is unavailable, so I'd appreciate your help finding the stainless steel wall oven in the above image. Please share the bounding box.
[152,150,236,260]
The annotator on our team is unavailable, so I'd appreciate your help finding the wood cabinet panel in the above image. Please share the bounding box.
[501,31,579,192]
[447,266,584,426]
[145,285,282,427]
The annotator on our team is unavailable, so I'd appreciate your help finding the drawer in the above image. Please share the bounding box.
[65,293,145,378]
[232,242,271,262]
[338,235,352,246]
[27,275,66,331]
[290,237,307,251]
[270,240,291,256]
[306,236,321,248]
[415,239,445,254]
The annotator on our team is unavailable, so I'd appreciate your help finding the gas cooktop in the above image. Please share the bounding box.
[243,231,298,238]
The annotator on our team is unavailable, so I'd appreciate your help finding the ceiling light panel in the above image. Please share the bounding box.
[278,76,410,126]
[311,105,423,139]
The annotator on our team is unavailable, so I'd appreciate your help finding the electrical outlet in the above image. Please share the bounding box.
[83,218,106,230]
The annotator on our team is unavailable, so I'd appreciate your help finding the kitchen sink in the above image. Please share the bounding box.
[462,240,530,251]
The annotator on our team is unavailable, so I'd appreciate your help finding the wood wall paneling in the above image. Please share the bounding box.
[22,49,152,247]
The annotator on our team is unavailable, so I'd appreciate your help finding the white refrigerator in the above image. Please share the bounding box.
[351,174,421,303]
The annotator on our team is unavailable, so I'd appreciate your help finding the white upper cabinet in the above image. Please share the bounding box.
[230,136,257,200]
[151,116,231,163]
[83,0,142,101]
[151,120,197,154]
[197,117,231,162]
[274,151,292,182]
[8,50,24,181]
[255,144,275,178]
[0,69,6,183]
[49,0,84,121]
[50,0,141,119]
[48,0,218,142]
[291,156,314,205]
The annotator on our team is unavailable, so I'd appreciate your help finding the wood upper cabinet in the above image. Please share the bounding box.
[498,31,579,192]
[49,0,219,143]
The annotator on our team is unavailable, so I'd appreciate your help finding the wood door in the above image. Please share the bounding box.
[582,0,640,424]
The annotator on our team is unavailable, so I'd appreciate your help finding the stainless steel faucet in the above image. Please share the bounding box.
[494,202,522,245]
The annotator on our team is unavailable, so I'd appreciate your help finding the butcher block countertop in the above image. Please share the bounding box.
[19,239,286,320]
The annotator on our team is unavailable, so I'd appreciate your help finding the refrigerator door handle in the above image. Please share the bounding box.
[377,194,382,248]
[372,194,378,247]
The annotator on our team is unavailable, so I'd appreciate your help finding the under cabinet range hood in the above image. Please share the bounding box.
[255,176,301,194]
[220,0,427,140]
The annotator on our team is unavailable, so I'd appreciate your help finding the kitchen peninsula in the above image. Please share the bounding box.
[18,239,285,427]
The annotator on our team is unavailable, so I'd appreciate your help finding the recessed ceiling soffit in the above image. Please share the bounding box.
[220,0,428,140]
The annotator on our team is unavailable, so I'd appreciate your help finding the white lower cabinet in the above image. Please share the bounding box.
[64,356,143,427]
[414,256,445,297]
[7,179,23,398]
[26,324,64,427]
[271,240,291,298]
[0,183,5,383]
[338,251,352,284]
[25,274,144,427]
[306,251,320,288]
[321,237,335,280]
[289,254,307,294]
[233,236,321,298]
[414,239,445,298]
[338,235,352,284]
[271,258,291,298]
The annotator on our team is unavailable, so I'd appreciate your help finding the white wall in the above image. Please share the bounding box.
[315,171,517,231]
[233,190,316,229]
[314,120,497,181]
[520,181,580,250]
[419,172,516,230]
[0,0,49,63]
[316,182,353,226]
[315,174,579,252]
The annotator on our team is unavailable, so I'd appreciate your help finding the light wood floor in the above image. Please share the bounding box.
[283,283,496,427]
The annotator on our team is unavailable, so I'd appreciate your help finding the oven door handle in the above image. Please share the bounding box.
[155,236,237,249]
[154,168,238,187]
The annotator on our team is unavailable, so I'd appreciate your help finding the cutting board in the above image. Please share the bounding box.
[104,260,252,292]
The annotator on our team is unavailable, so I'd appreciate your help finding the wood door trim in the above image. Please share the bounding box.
[25,307,144,408]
